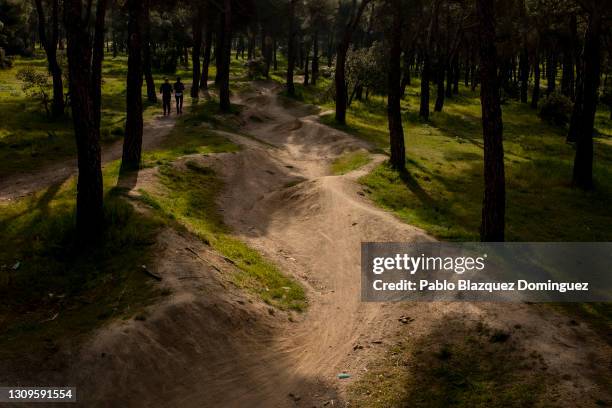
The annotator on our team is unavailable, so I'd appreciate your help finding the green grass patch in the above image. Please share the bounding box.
[0,162,162,357]
[349,320,548,408]
[331,150,371,175]
[137,160,306,312]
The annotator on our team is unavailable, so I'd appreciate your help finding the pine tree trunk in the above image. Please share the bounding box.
[519,47,529,103]
[445,62,453,98]
[303,45,310,86]
[573,12,601,189]
[286,0,297,96]
[273,37,278,71]
[218,0,232,111]
[91,0,107,131]
[64,0,106,240]
[546,52,556,94]
[262,33,272,77]
[476,0,505,242]
[121,0,144,173]
[335,45,348,123]
[567,62,583,143]
[214,24,222,86]
[200,23,213,90]
[311,31,319,85]
[434,63,445,111]
[334,1,370,124]
[561,50,574,99]
[452,55,459,94]
[34,0,64,118]
[142,0,156,103]
[531,51,540,109]
[419,53,431,120]
[388,0,405,171]
[191,5,203,98]
[400,50,411,97]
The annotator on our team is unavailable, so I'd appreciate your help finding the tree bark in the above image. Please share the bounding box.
[531,50,540,109]
[286,0,297,96]
[445,62,453,98]
[303,43,310,86]
[91,0,107,131]
[218,0,232,111]
[200,21,213,90]
[64,0,107,240]
[400,50,411,97]
[388,0,405,171]
[519,46,529,103]
[263,34,272,77]
[34,0,64,118]
[419,52,431,120]
[476,0,505,242]
[335,0,371,124]
[452,55,459,94]
[311,30,319,85]
[567,54,583,143]
[121,0,144,172]
[420,0,440,120]
[143,0,156,103]
[273,37,278,71]
[191,4,204,97]
[434,62,445,111]
[546,51,556,94]
[573,12,601,189]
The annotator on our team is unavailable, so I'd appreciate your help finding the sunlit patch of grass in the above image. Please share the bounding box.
[138,161,307,312]
[331,150,371,175]
[0,52,160,178]
[0,162,162,356]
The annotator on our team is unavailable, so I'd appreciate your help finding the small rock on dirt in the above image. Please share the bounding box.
[398,315,414,324]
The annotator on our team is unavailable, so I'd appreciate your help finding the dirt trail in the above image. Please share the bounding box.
[175,83,610,407]
[0,111,177,201]
[5,82,609,407]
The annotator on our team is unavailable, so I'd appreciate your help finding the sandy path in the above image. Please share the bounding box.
[0,111,177,201]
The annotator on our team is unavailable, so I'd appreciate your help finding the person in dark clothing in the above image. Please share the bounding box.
[160,77,173,116]
[174,77,185,114]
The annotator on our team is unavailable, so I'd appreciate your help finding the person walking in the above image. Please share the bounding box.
[174,77,185,114]
[160,77,173,116]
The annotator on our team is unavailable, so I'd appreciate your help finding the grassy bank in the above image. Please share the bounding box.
[137,102,306,311]
[138,160,307,312]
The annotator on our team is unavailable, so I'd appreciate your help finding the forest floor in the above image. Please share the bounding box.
[1,81,610,407]
[2,82,612,407]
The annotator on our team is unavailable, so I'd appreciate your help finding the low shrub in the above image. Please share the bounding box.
[538,92,573,127]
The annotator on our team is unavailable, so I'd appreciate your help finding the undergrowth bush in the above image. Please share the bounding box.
[538,92,573,127]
